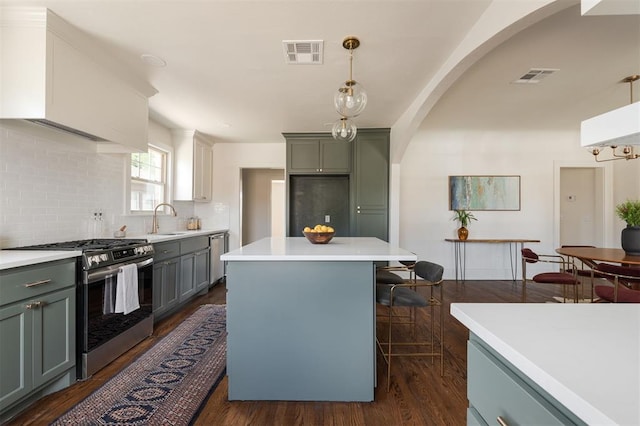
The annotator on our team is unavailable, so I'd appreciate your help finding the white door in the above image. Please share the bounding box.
[559,167,603,246]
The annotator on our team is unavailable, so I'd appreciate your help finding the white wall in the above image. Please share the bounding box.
[1,120,636,270]
[196,142,286,251]
[0,120,195,248]
[0,122,126,247]
[397,126,617,280]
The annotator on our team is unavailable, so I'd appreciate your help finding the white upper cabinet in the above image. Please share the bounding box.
[173,130,214,202]
[0,8,152,152]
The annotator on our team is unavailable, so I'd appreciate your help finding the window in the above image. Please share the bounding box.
[131,146,168,212]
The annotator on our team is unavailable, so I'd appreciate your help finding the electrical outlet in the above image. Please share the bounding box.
[325,215,330,223]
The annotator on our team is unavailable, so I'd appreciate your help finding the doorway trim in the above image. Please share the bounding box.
[553,160,613,249]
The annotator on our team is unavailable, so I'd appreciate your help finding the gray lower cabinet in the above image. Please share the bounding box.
[194,250,210,292]
[0,259,75,417]
[152,236,210,321]
[467,334,586,426]
[180,254,196,300]
[152,257,179,317]
[179,236,209,301]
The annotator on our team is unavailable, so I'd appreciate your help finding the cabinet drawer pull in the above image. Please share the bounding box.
[162,250,173,254]
[24,279,52,288]
[25,301,45,309]
[497,416,508,426]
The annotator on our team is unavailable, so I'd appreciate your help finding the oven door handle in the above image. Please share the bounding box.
[85,257,153,284]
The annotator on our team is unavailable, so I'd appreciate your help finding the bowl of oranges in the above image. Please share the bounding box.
[302,224,335,244]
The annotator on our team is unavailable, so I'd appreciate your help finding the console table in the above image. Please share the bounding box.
[445,239,540,283]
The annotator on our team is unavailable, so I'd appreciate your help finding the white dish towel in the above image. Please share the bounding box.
[115,263,140,315]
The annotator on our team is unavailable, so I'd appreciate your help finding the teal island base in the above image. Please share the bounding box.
[226,260,375,401]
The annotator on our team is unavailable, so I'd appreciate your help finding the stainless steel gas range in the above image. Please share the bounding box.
[10,239,154,379]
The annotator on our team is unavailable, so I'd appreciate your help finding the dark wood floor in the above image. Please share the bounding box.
[7,279,583,426]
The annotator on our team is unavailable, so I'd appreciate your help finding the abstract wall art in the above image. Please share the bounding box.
[449,175,520,211]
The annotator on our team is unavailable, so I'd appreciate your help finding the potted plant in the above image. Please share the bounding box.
[616,199,640,255]
[452,209,477,241]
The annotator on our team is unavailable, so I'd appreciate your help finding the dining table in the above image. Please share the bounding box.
[555,246,640,266]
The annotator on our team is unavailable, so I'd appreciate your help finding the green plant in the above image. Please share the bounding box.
[452,209,477,228]
[616,200,640,227]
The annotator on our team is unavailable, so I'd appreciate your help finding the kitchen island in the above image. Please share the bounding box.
[451,303,639,425]
[221,237,416,401]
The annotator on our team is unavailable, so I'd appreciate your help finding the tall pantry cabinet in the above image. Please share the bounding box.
[352,130,389,242]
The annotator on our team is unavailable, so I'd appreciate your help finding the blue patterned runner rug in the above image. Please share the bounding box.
[52,304,226,425]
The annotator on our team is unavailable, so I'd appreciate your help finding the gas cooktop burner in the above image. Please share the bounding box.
[10,238,148,251]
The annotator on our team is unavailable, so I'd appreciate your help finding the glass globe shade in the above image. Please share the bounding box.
[331,117,357,142]
[334,81,367,118]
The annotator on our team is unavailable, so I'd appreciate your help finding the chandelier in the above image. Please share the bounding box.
[332,36,367,142]
[581,75,640,162]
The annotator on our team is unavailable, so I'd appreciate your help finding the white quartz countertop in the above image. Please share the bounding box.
[0,250,82,270]
[221,237,417,262]
[132,228,228,243]
[451,303,640,425]
[0,229,228,270]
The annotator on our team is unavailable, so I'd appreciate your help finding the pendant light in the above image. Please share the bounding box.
[332,36,366,142]
[334,36,367,118]
[331,117,357,142]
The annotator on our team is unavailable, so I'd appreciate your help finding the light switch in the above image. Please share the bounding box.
[325,215,331,223]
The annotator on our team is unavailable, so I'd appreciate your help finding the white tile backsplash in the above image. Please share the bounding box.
[0,124,128,248]
[0,123,230,249]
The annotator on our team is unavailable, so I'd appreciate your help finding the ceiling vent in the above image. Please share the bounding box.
[283,40,323,65]
[512,68,558,84]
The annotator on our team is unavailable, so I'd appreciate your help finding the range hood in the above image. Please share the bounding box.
[27,119,107,142]
[0,8,155,152]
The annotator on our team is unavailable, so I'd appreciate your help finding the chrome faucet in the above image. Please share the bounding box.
[151,203,178,234]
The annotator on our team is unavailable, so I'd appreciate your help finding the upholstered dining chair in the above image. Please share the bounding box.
[521,248,580,303]
[375,260,444,391]
[593,263,640,303]
[560,245,599,301]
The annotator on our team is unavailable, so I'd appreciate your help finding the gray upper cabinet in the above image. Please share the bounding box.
[286,135,352,174]
[284,129,389,241]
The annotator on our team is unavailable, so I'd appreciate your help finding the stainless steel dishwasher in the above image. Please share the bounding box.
[210,232,228,285]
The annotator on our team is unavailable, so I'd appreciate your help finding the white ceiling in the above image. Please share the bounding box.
[1,0,639,144]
